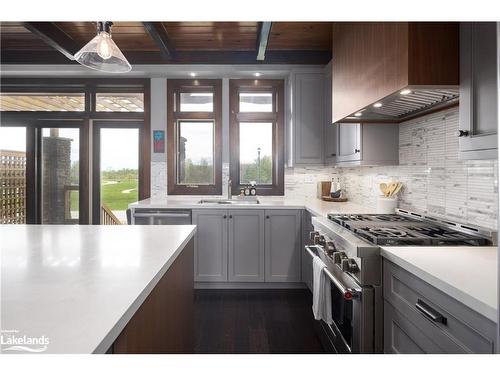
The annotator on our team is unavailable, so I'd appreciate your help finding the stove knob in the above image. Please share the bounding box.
[309,231,319,241]
[332,251,345,264]
[341,258,359,273]
[318,235,326,246]
[325,241,336,255]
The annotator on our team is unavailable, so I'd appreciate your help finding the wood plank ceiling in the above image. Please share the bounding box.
[0,22,332,65]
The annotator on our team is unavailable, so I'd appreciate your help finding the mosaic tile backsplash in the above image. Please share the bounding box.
[336,108,498,230]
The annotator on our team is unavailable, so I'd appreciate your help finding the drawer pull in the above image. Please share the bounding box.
[415,299,447,325]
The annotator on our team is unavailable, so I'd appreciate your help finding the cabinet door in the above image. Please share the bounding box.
[336,123,361,163]
[301,210,314,291]
[264,209,302,282]
[294,72,325,165]
[324,66,337,164]
[459,22,498,158]
[228,209,265,282]
[192,209,228,282]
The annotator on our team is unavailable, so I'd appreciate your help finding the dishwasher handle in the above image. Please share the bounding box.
[133,212,191,218]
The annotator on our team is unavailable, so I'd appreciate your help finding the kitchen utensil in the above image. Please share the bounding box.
[379,183,388,196]
[386,182,399,197]
[390,182,403,197]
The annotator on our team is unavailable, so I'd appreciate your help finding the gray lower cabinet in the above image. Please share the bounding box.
[264,209,302,282]
[383,259,497,353]
[336,123,399,166]
[294,72,325,165]
[459,22,498,159]
[193,209,228,282]
[228,209,265,282]
[301,210,314,291]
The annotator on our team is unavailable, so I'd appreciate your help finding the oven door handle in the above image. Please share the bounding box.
[305,246,361,300]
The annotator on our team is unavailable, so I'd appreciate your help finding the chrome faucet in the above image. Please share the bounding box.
[227,179,232,200]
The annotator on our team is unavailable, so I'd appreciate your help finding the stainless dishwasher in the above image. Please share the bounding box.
[129,209,192,225]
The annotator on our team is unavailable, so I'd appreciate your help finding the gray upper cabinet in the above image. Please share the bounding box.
[459,22,498,159]
[264,209,302,282]
[324,64,338,164]
[337,123,361,163]
[294,72,325,165]
[336,123,399,166]
[228,209,265,282]
[193,209,228,282]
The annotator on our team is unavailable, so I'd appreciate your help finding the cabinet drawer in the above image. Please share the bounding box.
[384,301,445,354]
[383,259,496,353]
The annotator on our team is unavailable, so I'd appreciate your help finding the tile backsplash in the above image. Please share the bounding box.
[337,107,498,230]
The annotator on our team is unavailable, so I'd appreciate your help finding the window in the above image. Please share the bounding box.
[167,79,222,195]
[230,79,284,195]
[0,78,150,224]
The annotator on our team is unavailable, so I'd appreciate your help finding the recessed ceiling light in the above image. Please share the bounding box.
[254,72,261,77]
[190,72,197,77]
[354,112,363,117]
[400,89,412,95]
[373,102,383,108]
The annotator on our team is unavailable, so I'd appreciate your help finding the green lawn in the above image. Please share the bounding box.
[101,179,138,211]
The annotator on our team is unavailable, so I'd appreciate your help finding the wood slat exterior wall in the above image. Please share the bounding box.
[0,150,26,224]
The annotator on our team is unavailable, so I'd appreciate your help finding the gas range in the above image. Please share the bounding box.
[307,209,495,354]
[327,210,491,246]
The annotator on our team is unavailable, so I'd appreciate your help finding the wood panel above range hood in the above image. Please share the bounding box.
[331,22,459,123]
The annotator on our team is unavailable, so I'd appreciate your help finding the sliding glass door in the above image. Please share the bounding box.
[93,122,141,224]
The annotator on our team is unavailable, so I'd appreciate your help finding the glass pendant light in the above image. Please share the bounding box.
[74,22,131,73]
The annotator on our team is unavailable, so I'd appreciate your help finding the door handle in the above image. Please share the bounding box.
[415,299,447,325]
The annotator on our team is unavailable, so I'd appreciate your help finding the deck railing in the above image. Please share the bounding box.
[101,203,122,225]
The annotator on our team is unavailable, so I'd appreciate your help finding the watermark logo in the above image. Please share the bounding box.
[1,329,50,353]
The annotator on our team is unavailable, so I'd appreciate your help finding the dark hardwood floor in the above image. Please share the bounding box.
[194,289,325,354]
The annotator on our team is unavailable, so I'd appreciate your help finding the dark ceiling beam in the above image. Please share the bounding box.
[143,22,176,60]
[256,22,273,61]
[22,22,80,61]
[0,50,331,65]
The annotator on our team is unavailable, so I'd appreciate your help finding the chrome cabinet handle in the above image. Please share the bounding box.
[415,299,447,325]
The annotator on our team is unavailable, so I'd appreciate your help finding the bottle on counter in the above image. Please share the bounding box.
[250,181,257,196]
[244,185,251,196]
[330,177,342,198]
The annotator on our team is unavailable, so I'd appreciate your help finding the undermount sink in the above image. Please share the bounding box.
[197,198,260,205]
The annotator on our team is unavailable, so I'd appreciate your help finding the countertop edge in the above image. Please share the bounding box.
[380,248,497,323]
[91,226,197,353]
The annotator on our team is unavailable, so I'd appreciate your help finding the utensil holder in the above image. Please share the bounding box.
[377,196,398,214]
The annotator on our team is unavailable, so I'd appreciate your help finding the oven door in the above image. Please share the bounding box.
[305,245,374,354]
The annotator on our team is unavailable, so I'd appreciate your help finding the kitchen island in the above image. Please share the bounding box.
[1,225,196,354]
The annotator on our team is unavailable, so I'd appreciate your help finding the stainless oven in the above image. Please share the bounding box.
[305,245,375,353]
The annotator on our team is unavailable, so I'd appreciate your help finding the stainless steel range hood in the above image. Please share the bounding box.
[344,86,459,122]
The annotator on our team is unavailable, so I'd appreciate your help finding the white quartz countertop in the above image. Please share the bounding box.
[381,246,498,322]
[1,224,196,354]
[129,196,376,218]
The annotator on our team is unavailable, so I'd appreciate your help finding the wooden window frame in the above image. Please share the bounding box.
[167,79,222,195]
[229,79,284,196]
[0,78,150,224]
